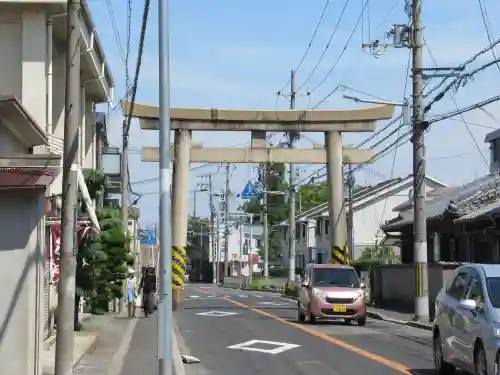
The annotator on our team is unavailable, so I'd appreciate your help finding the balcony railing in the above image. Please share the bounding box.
[47,134,64,155]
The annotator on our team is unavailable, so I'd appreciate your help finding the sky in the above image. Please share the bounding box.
[87,0,500,228]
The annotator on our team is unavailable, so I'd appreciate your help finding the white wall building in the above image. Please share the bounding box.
[279,175,448,269]
[0,1,113,374]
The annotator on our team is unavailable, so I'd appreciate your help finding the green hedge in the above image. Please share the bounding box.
[269,268,288,278]
[284,282,299,297]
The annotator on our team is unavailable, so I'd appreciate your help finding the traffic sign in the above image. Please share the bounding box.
[140,230,157,245]
[240,181,258,200]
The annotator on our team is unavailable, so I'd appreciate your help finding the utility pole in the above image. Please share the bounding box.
[222,163,230,283]
[287,69,297,282]
[216,195,221,283]
[158,0,173,372]
[205,174,216,284]
[262,163,269,278]
[120,122,128,314]
[411,0,429,322]
[54,2,80,375]
[346,165,354,261]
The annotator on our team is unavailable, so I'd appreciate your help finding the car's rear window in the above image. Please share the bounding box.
[313,268,359,287]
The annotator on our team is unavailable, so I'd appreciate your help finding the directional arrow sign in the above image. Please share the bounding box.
[240,181,258,200]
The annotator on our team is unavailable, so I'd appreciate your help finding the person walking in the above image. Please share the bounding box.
[125,270,137,318]
[139,265,157,317]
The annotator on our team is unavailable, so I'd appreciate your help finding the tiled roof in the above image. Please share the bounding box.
[383,172,500,230]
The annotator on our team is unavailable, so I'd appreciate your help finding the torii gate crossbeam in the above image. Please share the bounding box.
[121,100,394,306]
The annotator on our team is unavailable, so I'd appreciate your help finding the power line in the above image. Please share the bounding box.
[277,0,332,94]
[307,0,369,98]
[296,0,351,92]
[124,0,150,141]
[105,0,126,70]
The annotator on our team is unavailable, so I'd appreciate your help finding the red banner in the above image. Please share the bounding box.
[50,224,94,283]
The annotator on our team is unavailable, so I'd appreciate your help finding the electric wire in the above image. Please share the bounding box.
[296,0,351,92]
[307,0,370,97]
[276,0,332,94]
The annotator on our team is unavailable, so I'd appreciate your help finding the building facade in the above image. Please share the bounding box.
[278,175,448,270]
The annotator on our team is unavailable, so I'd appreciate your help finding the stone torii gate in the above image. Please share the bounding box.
[121,101,394,302]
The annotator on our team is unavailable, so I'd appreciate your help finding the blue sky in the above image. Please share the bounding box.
[88,0,500,228]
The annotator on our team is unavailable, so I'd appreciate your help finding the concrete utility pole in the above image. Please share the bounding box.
[288,69,297,282]
[216,195,222,283]
[347,165,355,261]
[411,0,429,322]
[205,174,217,284]
[120,121,128,314]
[262,163,269,278]
[157,0,174,372]
[223,163,230,283]
[54,2,80,375]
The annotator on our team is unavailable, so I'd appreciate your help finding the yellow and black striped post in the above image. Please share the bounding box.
[331,245,351,265]
[172,245,187,309]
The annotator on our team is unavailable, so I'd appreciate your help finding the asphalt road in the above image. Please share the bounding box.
[174,284,438,375]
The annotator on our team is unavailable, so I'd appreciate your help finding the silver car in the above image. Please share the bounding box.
[433,264,500,375]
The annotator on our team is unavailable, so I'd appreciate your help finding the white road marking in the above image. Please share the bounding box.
[256,301,290,306]
[227,339,300,354]
[196,311,238,317]
[188,295,200,298]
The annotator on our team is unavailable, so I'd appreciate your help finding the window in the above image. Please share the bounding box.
[486,277,500,308]
[325,219,329,235]
[446,272,471,300]
[466,277,484,305]
[312,268,359,287]
[302,224,306,239]
[283,228,288,241]
[315,220,321,236]
[295,223,300,240]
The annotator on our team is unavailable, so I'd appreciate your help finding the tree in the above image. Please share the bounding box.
[187,216,210,261]
[242,163,289,260]
[76,169,132,327]
[358,246,396,262]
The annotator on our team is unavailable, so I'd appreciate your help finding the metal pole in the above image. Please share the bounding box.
[54,2,80,375]
[158,0,173,372]
[249,214,254,286]
[347,165,354,261]
[239,220,244,277]
[288,69,297,282]
[216,197,221,284]
[207,175,217,284]
[263,164,269,278]
[223,164,230,283]
[120,123,128,314]
[411,0,429,322]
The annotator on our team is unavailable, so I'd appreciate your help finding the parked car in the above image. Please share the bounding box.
[433,263,500,375]
[297,264,367,325]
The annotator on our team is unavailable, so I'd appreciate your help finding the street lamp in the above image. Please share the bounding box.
[343,94,410,127]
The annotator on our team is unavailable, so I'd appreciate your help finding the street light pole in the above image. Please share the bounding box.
[158,0,173,372]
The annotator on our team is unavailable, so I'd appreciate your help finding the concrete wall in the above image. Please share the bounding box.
[370,263,459,318]
[0,188,45,375]
[0,124,28,154]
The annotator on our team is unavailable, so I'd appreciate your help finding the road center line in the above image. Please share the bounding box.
[188,286,412,374]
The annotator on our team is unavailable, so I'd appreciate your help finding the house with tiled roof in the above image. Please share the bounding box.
[277,174,448,268]
[382,129,500,264]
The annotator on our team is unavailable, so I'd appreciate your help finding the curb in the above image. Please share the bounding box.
[219,285,283,293]
[278,295,433,331]
[366,310,433,331]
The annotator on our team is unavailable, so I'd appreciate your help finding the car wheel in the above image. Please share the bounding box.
[297,302,306,323]
[344,319,352,325]
[433,331,455,374]
[308,305,317,324]
[357,316,366,326]
[474,344,487,375]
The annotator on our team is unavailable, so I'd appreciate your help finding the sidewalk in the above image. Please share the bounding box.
[42,313,130,375]
[366,306,433,331]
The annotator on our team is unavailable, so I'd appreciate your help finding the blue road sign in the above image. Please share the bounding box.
[140,230,157,245]
[240,181,258,200]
